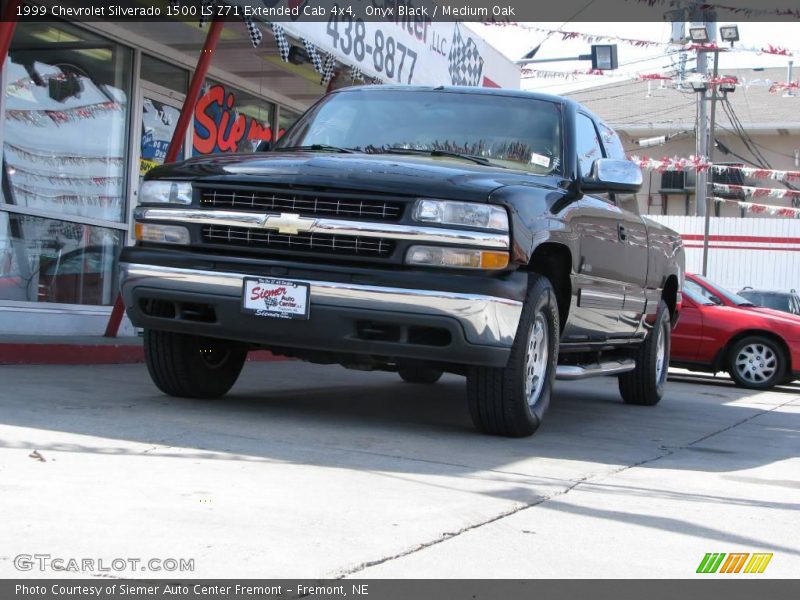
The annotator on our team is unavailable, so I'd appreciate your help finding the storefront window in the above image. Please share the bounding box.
[193,81,275,155]
[0,212,122,306]
[138,55,188,176]
[140,54,188,96]
[1,21,131,308]
[2,22,132,223]
[140,98,182,176]
[278,107,301,140]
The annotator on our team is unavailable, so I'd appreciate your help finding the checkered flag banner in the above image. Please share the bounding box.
[447,24,484,87]
[271,23,290,62]
[350,65,363,82]
[302,38,324,74]
[320,53,336,85]
[243,16,263,48]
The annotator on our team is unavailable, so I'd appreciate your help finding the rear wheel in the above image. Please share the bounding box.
[727,336,785,390]
[144,330,247,398]
[398,366,443,384]
[619,299,670,406]
[467,274,558,437]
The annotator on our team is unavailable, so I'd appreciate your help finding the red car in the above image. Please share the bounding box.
[685,273,800,321]
[671,274,800,389]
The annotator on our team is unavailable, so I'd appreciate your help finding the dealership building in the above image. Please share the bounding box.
[0,10,519,337]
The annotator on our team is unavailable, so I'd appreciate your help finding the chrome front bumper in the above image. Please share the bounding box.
[119,263,523,348]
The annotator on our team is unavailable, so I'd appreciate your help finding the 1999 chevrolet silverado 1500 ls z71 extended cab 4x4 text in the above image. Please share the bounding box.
[120,86,685,437]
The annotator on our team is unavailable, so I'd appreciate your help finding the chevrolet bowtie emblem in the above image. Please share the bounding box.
[262,213,316,235]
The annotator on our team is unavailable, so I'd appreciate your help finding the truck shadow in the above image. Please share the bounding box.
[0,361,796,479]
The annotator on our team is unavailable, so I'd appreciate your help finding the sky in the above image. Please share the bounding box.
[468,22,800,94]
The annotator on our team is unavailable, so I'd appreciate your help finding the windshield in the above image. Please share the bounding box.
[743,292,798,314]
[692,275,754,306]
[682,281,716,305]
[276,90,563,175]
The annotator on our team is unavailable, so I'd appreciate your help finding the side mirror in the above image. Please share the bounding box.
[256,140,273,152]
[708,295,723,305]
[581,158,642,194]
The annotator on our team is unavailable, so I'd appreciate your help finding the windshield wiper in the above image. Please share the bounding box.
[277,144,356,154]
[380,147,506,168]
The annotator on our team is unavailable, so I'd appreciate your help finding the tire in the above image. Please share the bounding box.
[467,274,559,437]
[619,299,670,406]
[727,335,786,390]
[398,366,443,384]
[143,329,247,399]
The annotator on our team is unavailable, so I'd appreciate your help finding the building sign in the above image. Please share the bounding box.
[193,83,274,156]
[279,15,520,88]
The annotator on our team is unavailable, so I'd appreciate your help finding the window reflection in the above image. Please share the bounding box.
[0,213,121,306]
[2,22,131,222]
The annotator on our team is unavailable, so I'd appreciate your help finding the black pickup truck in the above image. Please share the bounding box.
[120,86,684,437]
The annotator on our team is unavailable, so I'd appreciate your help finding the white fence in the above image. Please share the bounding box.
[646,216,800,292]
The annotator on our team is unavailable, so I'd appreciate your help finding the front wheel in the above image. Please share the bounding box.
[144,330,247,399]
[467,274,559,437]
[727,336,785,390]
[618,299,670,406]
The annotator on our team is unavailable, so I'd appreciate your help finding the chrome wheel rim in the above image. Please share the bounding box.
[655,323,666,384]
[735,343,778,384]
[525,312,549,407]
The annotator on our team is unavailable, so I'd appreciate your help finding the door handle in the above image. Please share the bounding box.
[618,224,627,242]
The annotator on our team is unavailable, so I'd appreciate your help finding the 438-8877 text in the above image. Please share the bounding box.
[326,11,418,84]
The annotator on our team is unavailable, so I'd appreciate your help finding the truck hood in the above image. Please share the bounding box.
[147,152,563,202]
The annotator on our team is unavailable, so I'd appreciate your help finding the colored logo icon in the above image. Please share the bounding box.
[697,553,773,574]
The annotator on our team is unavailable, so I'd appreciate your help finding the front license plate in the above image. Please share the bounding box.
[242,277,310,320]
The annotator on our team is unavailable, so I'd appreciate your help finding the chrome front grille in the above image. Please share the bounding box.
[202,225,394,257]
[200,187,403,221]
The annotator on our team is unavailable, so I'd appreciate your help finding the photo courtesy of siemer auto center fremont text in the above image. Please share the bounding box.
[0,0,798,597]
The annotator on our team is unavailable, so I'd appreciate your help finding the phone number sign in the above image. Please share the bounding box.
[280,6,520,88]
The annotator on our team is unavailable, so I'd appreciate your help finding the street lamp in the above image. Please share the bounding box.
[590,45,618,70]
[517,44,618,70]
[689,26,710,43]
[719,25,740,46]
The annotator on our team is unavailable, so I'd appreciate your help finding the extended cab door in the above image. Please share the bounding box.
[597,121,650,331]
[566,114,645,340]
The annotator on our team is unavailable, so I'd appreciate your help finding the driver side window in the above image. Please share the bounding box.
[576,113,603,178]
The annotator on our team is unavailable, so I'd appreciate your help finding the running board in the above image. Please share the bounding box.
[556,359,636,381]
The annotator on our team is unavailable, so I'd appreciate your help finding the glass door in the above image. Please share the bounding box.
[137,83,189,184]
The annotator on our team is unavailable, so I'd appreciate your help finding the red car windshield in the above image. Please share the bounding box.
[691,275,755,306]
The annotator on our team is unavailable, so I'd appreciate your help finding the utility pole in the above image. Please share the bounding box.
[701,48,720,276]
[695,46,709,217]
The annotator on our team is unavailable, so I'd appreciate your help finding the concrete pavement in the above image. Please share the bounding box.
[0,362,797,578]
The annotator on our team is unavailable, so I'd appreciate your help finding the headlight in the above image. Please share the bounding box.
[406,245,509,270]
[413,199,509,231]
[138,181,192,205]
[134,223,190,245]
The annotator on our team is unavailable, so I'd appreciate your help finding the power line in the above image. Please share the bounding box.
[617,100,696,125]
